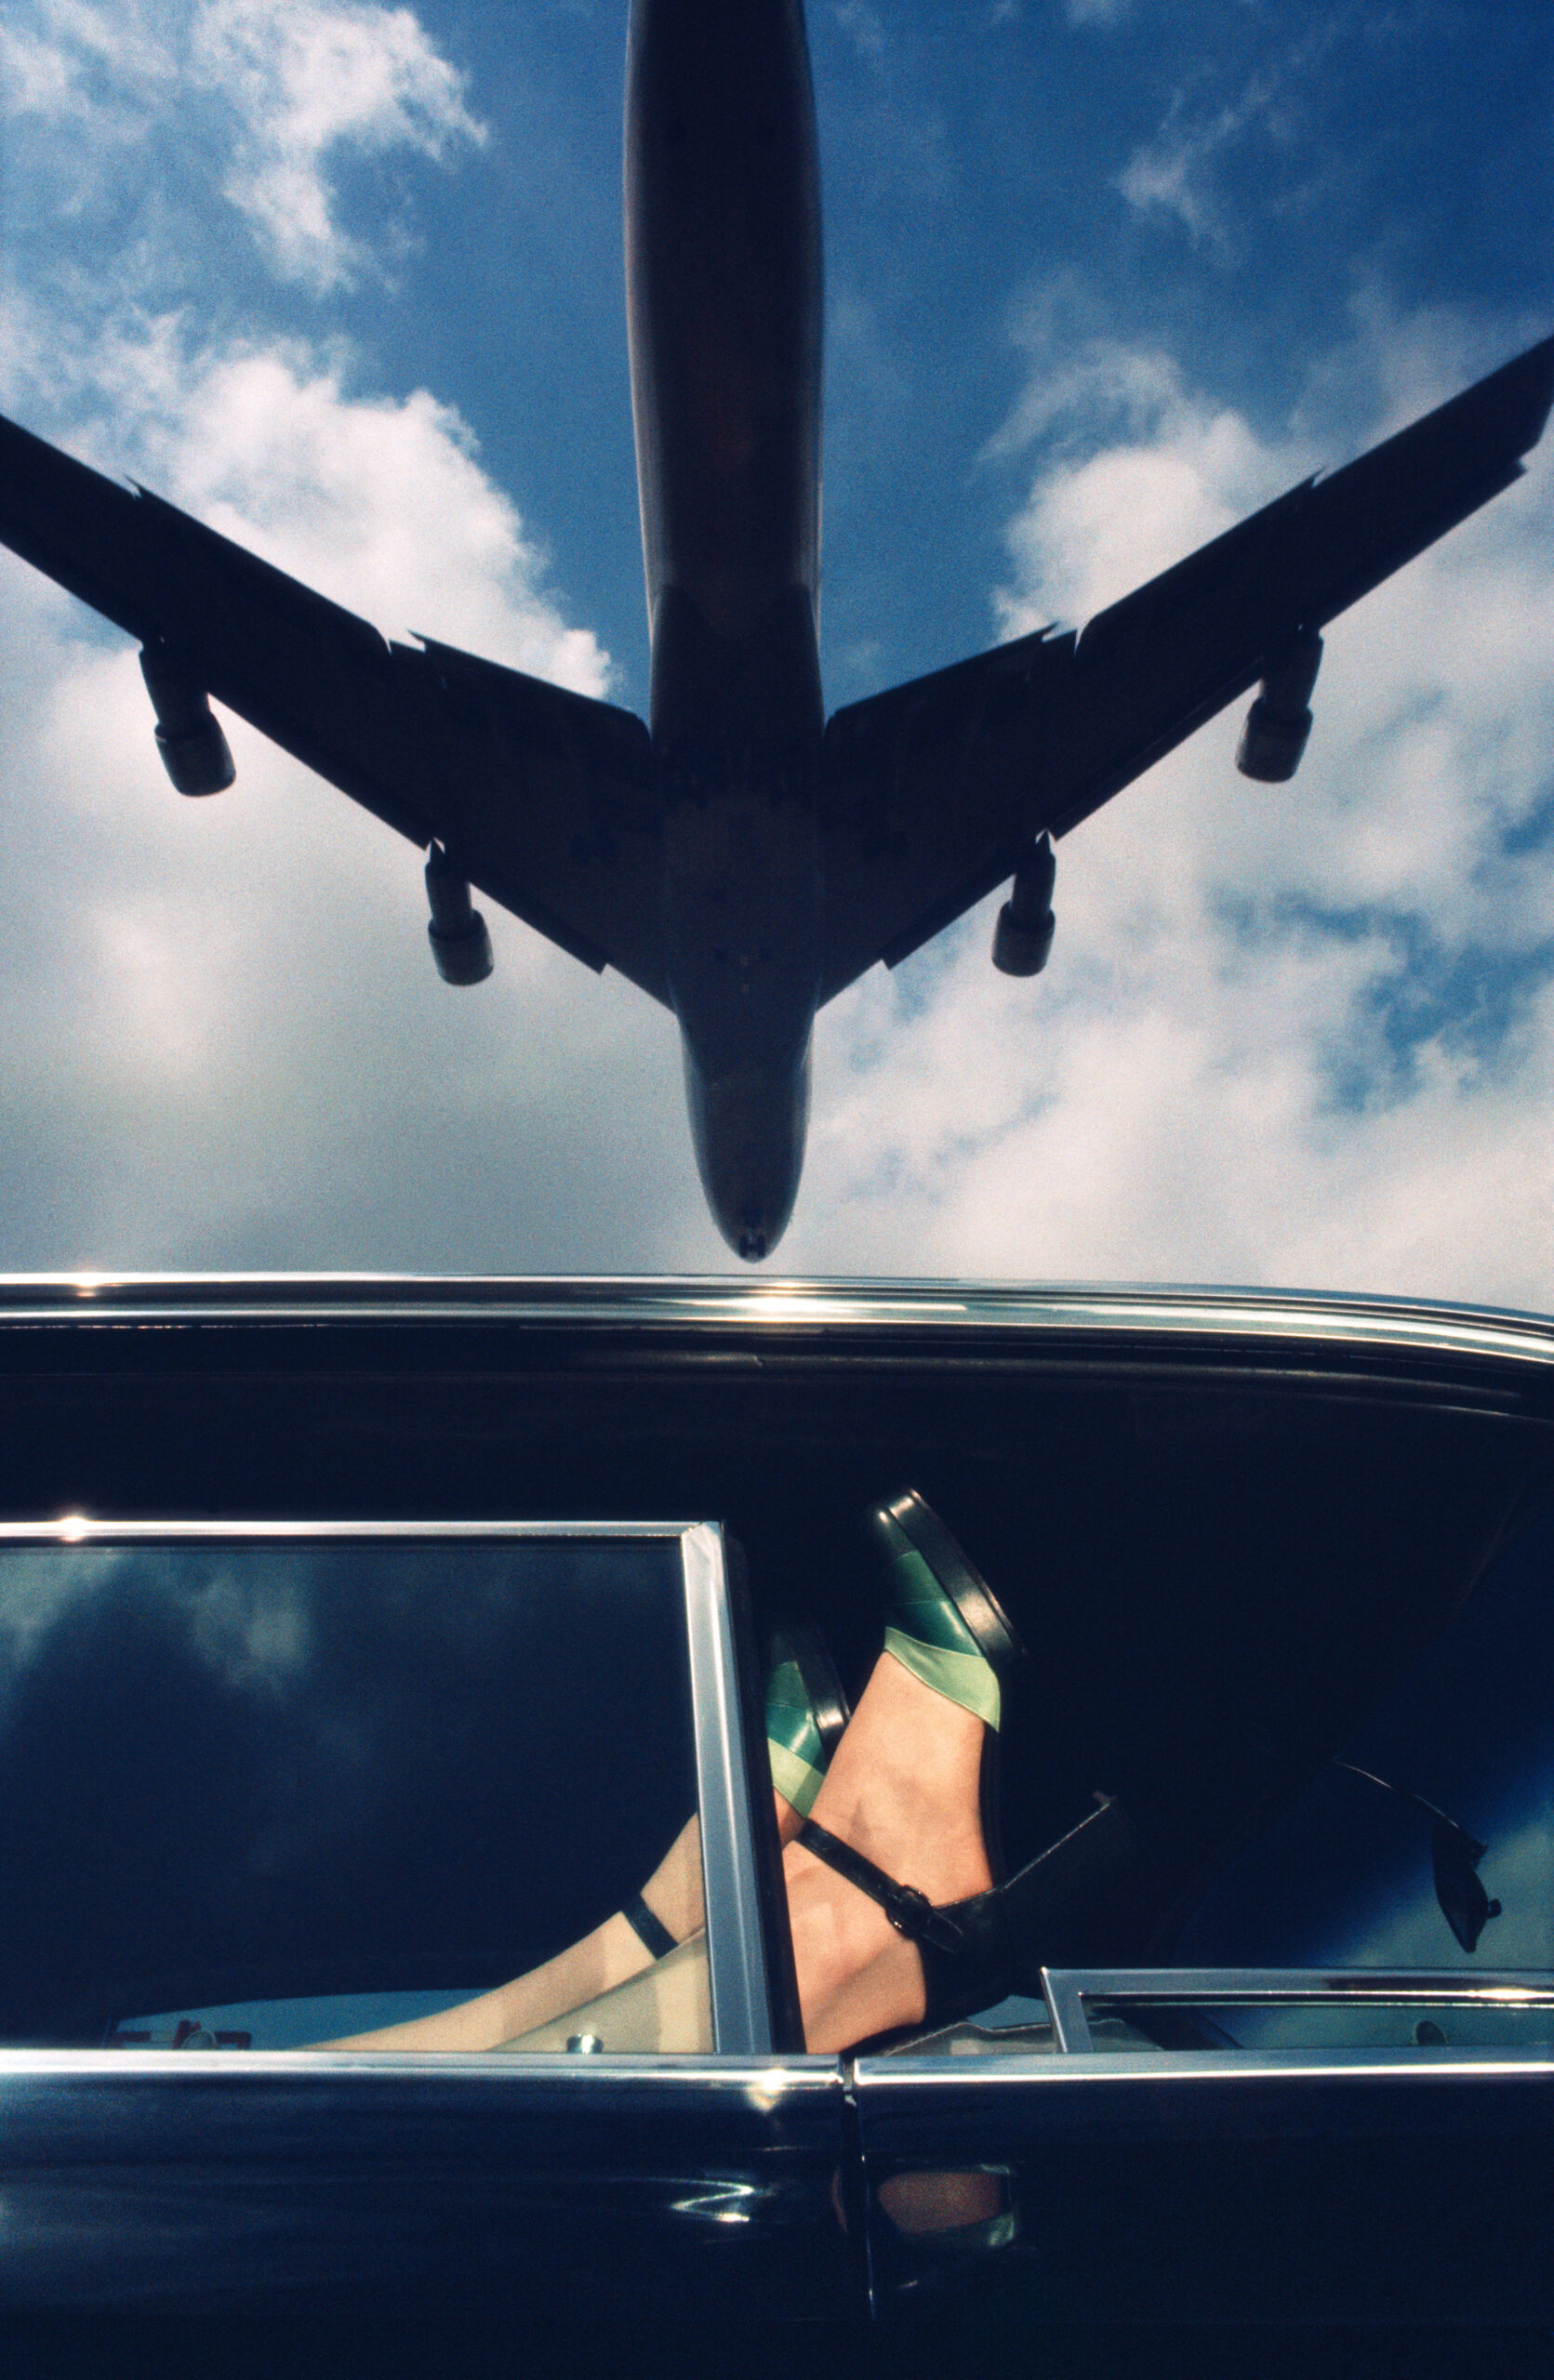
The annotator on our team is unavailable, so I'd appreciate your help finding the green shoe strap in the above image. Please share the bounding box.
[883,1545,986,1660]
[883,1626,1002,1731]
[767,1736,826,1817]
[881,1540,1002,1727]
[765,1654,830,1816]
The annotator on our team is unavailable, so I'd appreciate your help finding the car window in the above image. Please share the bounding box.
[881,1488,1554,2063]
[1171,1489,1554,1983]
[0,1529,713,2055]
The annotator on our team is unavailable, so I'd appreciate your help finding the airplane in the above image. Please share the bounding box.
[0,0,1550,1261]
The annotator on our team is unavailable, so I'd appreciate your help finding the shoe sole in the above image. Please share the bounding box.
[874,1488,1029,1677]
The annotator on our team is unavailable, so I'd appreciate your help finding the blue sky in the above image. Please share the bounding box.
[1,0,1551,1286]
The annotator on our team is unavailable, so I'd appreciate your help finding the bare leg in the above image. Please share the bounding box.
[464,1684,982,2059]
[317,1792,804,2051]
[321,1662,976,2056]
[781,1652,991,2053]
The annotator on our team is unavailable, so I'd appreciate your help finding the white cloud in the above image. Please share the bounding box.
[0,0,178,239]
[3,4,1551,1290]
[6,296,1551,1287]
[8,307,610,686]
[1116,67,1292,255]
[1,0,485,294]
[86,316,607,683]
[1113,19,1385,259]
[0,285,704,1271]
[780,307,1554,1305]
[0,564,694,1268]
[0,0,713,1273]
[189,1557,313,1697]
[190,0,486,292]
[0,0,173,125]
[991,341,1294,631]
[1118,99,1255,252]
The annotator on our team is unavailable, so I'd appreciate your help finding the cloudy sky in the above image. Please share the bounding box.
[1,0,1551,1286]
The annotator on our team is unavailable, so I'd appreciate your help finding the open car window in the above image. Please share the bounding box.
[873,1482,1554,2067]
[0,1523,769,2058]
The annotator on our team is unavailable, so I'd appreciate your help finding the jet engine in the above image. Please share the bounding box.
[992,831,1056,977]
[1236,629,1323,783]
[425,840,493,985]
[139,644,235,795]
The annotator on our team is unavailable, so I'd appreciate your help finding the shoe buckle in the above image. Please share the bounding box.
[883,1881,966,1955]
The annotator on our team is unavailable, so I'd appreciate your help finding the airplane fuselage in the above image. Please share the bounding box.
[625,0,825,1258]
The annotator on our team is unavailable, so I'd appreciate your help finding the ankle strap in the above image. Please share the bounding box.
[798,1818,966,1954]
[622,1892,678,1961]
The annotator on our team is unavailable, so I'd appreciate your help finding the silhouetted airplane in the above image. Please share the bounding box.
[1,0,1550,1257]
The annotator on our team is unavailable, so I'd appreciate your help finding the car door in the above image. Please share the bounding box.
[852,1967,1554,2340]
[0,1520,856,2328]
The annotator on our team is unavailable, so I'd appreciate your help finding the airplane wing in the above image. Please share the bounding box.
[0,416,669,1004]
[818,334,1554,1002]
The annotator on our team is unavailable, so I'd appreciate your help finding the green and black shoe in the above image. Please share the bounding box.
[795,1491,1144,2029]
[764,1620,850,1820]
[871,1487,1032,1869]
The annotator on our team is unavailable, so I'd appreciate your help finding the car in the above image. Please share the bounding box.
[0,1272,1550,2372]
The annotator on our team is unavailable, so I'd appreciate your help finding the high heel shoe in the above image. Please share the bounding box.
[621,1620,849,1963]
[798,1794,1144,2029]
[872,1487,1030,1877]
[799,1490,1142,2028]
[875,1488,1025,1724]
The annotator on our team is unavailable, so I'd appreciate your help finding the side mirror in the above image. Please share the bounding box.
[1334,1761,1502,1952]
[1431,1818,1502,1954]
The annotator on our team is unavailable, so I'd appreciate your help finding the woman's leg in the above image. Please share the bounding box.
[316,1794,805,2051]
[484,1660,987,2060]
[320,1628,840,2051]
[780,1649,992,2053]
[325,1651,984,2055]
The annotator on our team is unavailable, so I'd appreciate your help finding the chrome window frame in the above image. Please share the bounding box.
[1039,1966,1554,2055]
[0,1516,775,2059]
[6,1272,1554,1374]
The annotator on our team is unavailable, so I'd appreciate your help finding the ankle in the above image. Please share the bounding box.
[806,1653,992,1903]
[783,1844,928,2049]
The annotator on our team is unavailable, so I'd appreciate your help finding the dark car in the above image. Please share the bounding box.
[1,1275,1550,2373]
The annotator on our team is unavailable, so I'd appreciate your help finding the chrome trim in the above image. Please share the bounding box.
[1039,1967,1554,2055]
[682,1524,774,2056]
[852,2049,1554,2087]
[0,2050,837,2087]
[1,1272,1551,1369]
[0,1518,714,1543]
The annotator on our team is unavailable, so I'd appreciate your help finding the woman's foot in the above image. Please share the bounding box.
[765,1620,851,1838]
[782,1649,993,2051]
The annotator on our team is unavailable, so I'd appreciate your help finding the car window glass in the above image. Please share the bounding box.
[882,1489,1554,2060]
[0,1534,710,2055]
[1173,1491,1554,1978]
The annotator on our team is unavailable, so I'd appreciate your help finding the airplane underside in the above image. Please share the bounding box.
[0,0,1547,1258]
[652,587,825,1255]
[680,1038,812,1263]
